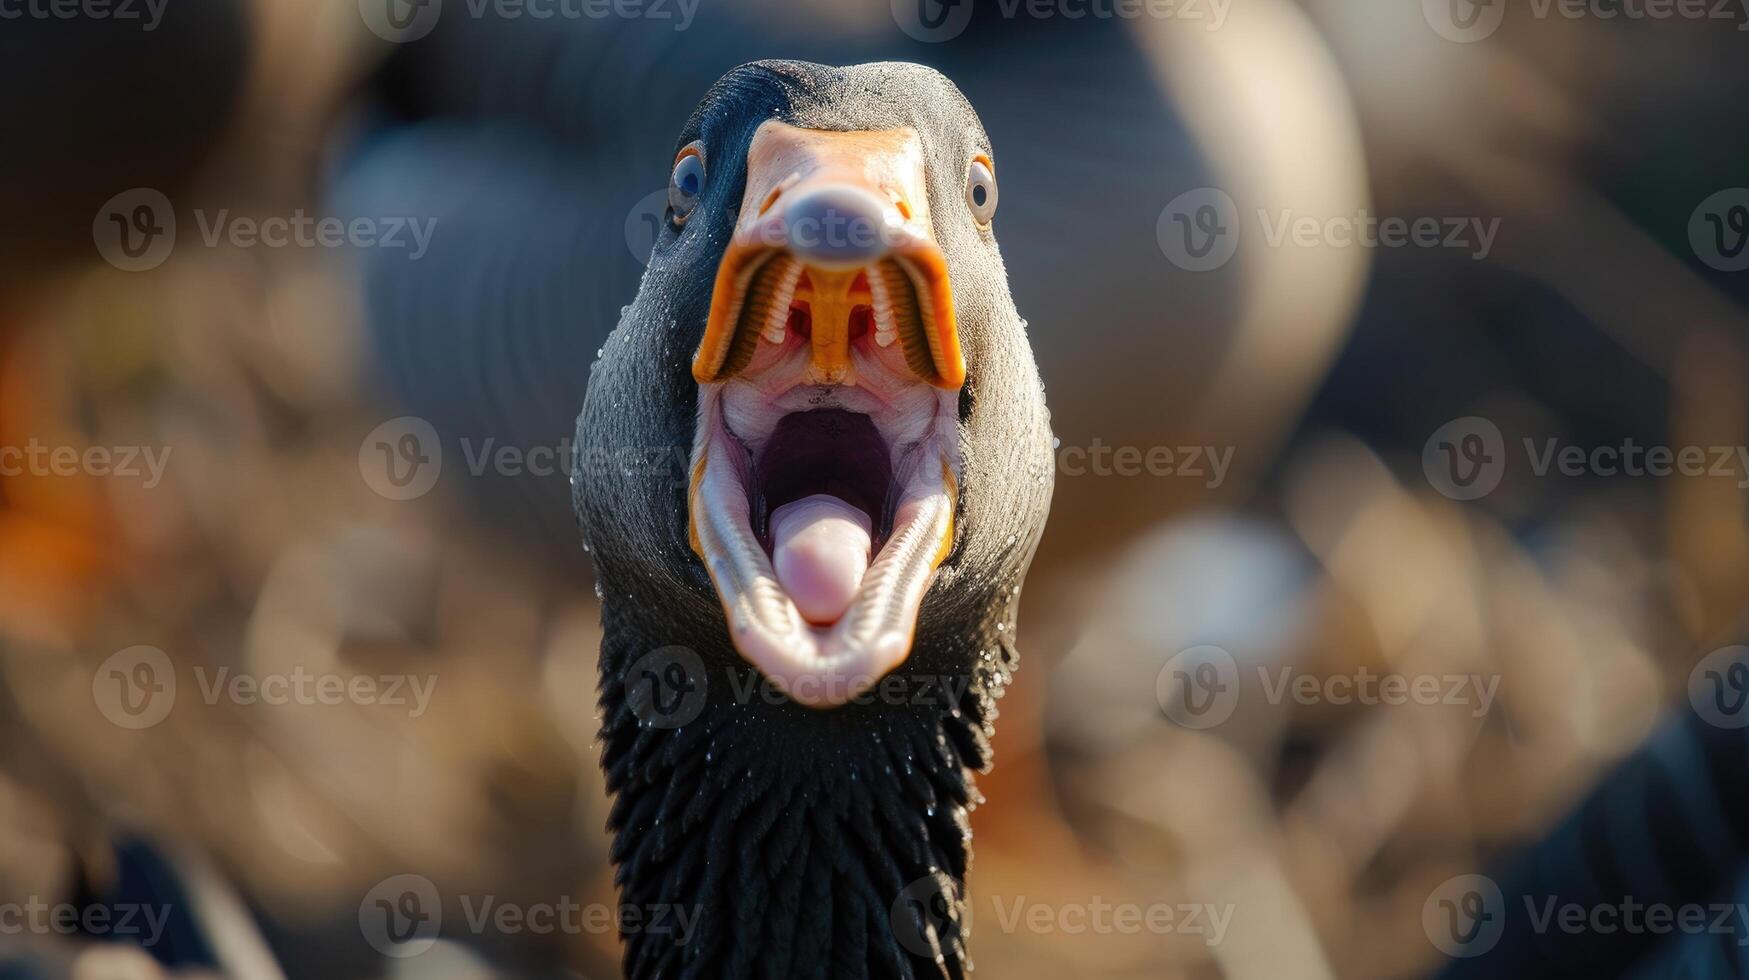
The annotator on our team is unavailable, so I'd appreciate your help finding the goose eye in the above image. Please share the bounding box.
[669,143,706,223]
[965,157,997,224]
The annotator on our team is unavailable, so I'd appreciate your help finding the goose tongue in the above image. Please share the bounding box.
[770,494,872,626]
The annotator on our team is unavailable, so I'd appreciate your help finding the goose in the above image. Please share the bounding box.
[573,59,1053,979]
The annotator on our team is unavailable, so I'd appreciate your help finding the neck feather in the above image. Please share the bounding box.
[597,626,1004,980]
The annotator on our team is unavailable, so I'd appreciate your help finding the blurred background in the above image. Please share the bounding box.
[3,0,1749,977]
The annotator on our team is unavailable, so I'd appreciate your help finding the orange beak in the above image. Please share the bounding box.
[690,120,965,391]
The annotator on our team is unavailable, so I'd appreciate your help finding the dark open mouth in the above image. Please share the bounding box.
[754,409,894,550]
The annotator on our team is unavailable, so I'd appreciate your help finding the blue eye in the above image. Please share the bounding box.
[966,156,997,225]
[669,143,706,223]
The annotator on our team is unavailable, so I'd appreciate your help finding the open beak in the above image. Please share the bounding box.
[687,120,965,707]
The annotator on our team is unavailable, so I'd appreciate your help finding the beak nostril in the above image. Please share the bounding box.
[759,173,802,217]
[758,186,785,217]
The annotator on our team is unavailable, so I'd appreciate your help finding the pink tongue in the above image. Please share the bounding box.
[771,494,873,626]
